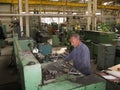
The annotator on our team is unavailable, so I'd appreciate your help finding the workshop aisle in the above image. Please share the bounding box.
[0,45,21,90]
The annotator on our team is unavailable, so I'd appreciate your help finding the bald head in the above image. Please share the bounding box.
[69,34,81,48]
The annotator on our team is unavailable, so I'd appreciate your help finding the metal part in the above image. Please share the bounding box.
[68,68,83,76]
[47,53,67,61]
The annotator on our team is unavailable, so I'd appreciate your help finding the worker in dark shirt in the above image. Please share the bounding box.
[64,34,91,75]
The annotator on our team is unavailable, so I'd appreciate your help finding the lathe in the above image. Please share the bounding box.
[13,34,106,90]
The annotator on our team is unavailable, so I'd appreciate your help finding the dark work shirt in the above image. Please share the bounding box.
[64,42,91,75]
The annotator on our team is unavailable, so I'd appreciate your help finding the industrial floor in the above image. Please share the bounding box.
[0,44,98,90]
[0,45,21,90]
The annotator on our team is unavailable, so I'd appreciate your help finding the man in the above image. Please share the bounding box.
[64,34,91,75]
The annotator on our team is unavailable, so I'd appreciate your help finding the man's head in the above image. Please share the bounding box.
[69,34,81,48]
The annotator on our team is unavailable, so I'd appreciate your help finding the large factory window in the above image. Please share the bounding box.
[41,17,66,24]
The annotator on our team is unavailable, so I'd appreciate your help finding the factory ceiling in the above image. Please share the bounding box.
[0,0,119,10]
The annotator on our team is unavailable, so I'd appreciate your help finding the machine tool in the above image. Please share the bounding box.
[13,34,106,90]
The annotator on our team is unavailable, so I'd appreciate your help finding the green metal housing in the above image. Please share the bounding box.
[97,44,116,69]
[13,34,42,90]
[79,31,116,60]
[13,34,106,90]
[79,31,116,44]
[52,35,60,46]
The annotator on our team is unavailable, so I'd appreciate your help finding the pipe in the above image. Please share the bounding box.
[0,13,93,17]
[0,13,119,18]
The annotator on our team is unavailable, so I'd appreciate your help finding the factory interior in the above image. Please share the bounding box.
[0,0,120,90]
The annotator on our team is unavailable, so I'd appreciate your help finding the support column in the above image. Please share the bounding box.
[18,0,23,37]
[87,0,92,30]
[116,11,120,24]
[92,0,97,30]
[25,0,30,37]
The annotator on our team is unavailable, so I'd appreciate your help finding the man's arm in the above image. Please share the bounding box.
[64,50,74,61]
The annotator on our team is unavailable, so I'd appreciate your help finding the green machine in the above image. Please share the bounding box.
[97,44,116,69]
[79,31,116,44]
[13,34,106,90]
[52,35,60,46]
[79,31,116,62]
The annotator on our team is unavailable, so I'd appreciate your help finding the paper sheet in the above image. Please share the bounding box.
[106,70,120,78]
[103,75,117,80]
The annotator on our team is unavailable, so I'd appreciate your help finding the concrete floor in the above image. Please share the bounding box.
[0,45,21,90]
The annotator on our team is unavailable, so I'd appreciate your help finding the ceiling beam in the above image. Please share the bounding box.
[0,0,119,10]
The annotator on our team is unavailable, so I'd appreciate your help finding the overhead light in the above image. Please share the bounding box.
[21,12,25,14]
[86,11,101,15]
[103,1,113,5]
[72,13,77,15]
[85,11,88,15]
[14,18,17,20]
[103,2,108,5]
[50,0,59,1]
[96,13,101,15]
[79,0,88,3]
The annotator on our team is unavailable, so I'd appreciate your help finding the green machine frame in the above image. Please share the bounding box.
[13,34,42,90]
[13,34,106,90]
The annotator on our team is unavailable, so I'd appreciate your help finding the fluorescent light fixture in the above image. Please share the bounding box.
[50,0,59,1]
[103,1,113,5]
[30,12,34,14]
[21,12,25,14]
[79,0,88,3]
[96,12,101,15]
[85,11,88,15]
[72,13,77,15]
[103,2,108,5]
[14,18,17,20]
[86,11,101,15]
[21,12,34,14]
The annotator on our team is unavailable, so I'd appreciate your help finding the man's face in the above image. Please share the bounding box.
[69,37,78,48]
